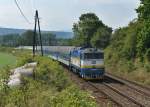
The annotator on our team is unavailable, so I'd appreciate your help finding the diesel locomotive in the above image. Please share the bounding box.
[48,47,105,80]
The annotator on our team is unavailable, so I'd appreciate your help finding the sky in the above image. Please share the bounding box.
[0,0,140,31]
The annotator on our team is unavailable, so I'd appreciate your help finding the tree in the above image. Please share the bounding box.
[122,21,142,59]
[72,13,112,47]
[136,0,150,56]
[91,27,112,49]
[136,22,150,56]
[137,0,150,21]
[105,19,142,61]
[20,30,34,46]
[42,33,56,46]
[0,34,20,47]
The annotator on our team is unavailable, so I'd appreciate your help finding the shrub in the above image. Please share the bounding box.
[0,55,98,107]
[35,57,70,91]
[0,46,98,106]
[50,85,97,107]
[17,55,34,66]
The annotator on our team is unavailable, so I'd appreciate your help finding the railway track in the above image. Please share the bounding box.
[88,81,143,107]
[105,73,150,97]
[66,70,118,107]
[103,73,150,107]
[65,67,150,107]
[88,76,150,107]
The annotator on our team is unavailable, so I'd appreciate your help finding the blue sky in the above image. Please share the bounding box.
[0,0,140,31]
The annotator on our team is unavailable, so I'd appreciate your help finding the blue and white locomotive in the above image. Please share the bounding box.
[69,47,105,79]
[48,46,105,80]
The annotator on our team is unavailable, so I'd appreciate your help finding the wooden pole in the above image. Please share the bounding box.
[33,10,43,56]
[36,10,44,56]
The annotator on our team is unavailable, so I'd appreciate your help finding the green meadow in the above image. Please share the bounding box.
[0,52,16,68]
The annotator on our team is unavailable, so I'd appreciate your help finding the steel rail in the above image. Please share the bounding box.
[87,81,123,107]
[103,82,144,107]
[106,73,150,97]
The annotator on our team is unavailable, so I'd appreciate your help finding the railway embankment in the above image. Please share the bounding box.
[0,55,98,107]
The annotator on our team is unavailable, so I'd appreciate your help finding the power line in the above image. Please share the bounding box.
[14,0,31,24]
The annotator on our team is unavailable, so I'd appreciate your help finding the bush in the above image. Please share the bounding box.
[50,85,97,107]
[35,57,70,91]
[0,55,98,107]
[17,55,34,67]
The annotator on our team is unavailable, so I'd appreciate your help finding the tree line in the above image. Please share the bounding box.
[0,30,69,47]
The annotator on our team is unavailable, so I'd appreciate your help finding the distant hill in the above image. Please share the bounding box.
[49,31,73,39]
[0,27,73,39]
[0,28,25,35]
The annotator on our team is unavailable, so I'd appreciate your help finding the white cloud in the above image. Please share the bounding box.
[0,0,140,30]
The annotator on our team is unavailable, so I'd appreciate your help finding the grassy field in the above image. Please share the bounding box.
[0,52,16,68]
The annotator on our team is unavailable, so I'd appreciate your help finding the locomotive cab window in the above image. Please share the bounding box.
[83,53,104,59]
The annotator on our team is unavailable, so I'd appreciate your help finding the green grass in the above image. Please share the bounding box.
[0,52,16,68]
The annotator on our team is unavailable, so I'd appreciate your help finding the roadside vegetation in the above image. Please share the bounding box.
[0,47,97,107]
[105,21,150,85]
[105,0,150,85]
[70,0,150,86]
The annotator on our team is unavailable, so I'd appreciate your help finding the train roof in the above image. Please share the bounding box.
[71,47,103,53]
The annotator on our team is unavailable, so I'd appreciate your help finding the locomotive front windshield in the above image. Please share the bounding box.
[83,53,104,59]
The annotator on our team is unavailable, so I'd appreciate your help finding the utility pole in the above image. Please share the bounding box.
[33,10,43,57]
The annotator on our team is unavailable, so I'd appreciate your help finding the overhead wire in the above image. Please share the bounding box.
[14,0,31,24]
